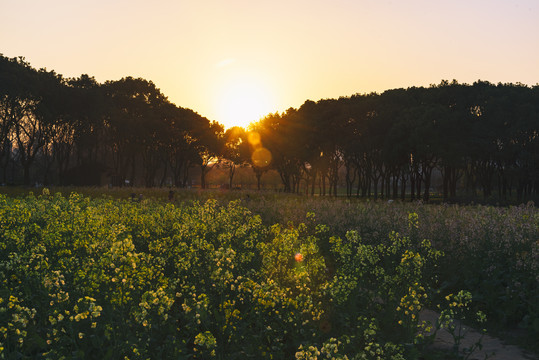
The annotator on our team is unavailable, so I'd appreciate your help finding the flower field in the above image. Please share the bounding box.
[0,189,538,359]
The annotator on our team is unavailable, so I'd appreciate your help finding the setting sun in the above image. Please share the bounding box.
[214,77,275,129]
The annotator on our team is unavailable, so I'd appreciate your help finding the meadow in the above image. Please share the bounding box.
[0,188,537,359]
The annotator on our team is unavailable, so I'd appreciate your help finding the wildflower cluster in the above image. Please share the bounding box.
[240,195,538,346]
[1,190,536,357]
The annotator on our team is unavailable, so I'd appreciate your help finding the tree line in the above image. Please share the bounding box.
[0,55,225,189]
[1,54,538,202]
[253,80,539,202]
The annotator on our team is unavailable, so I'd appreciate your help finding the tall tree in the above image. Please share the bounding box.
[221,126,249,189]
[192,120,224,189]
[0,55,27,183]
[11,64,60,185]
[104,77,169,186]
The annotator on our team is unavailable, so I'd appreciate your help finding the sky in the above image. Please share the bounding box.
[1,0,538,129]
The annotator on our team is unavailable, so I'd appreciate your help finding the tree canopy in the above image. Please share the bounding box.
[1,54,538,202]
[253,81,539,202]
[1,55,221,188]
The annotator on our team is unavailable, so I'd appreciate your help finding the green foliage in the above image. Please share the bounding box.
[1,191,537,358]
[437,291,490,359]
[0,192,451,359]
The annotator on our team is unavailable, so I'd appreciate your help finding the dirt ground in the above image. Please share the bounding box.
[419,309,538,360]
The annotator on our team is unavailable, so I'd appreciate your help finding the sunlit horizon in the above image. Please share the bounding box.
[211,65,277,129]
[1,0,538,128]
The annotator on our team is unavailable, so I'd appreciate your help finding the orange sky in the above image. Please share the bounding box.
[1,0,538,128]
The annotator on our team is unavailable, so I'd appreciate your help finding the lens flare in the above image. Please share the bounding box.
[248,131,261,147]
[248,131,272,168]
[251,148,272,168]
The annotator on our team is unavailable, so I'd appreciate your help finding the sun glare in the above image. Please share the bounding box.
[215,79,274,129]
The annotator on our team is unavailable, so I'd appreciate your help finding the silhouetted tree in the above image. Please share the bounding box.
[2,53,538,200]
[193,120,224,189]
[221,126,249,188]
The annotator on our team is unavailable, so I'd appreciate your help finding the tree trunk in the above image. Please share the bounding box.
[442,166,450,202]
[423,167,432,202]
[23,164,31,186]
[400,172,407,201]
[256,172,262,190]
[410,174,416,201]
[200,165,207,189]
[228,164,236,189]
[311,170,317,196]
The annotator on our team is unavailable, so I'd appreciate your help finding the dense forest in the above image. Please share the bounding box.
[1,54,538,202]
